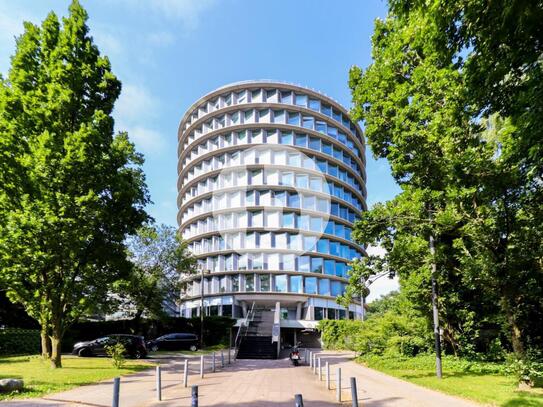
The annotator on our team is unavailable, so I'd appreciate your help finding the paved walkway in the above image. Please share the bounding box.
[3,351,479,406]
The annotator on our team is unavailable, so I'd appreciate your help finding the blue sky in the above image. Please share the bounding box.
[0,0,400,300]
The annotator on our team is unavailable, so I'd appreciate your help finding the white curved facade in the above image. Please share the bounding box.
[177,81,366,324]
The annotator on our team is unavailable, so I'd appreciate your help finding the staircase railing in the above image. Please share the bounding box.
[233,302,255,360]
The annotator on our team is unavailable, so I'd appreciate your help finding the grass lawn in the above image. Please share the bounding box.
[0,354,153,400]
[358,354,543,406]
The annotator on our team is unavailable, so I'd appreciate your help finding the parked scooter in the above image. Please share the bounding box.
[289,342,303,366]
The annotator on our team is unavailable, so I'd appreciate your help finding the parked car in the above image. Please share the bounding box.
[72,334,147,359]
[146,333,199,352]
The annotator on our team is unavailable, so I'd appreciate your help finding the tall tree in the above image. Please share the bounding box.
[113,224,197,323]
[0,1,149,367]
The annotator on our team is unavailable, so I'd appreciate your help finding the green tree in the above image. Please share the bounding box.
[113,224,197,323]
[0,1,149,368]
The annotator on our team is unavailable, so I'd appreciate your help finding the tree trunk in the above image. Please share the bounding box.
[50,320,63,368]
[502,298,524,356]
[40,327,51,359]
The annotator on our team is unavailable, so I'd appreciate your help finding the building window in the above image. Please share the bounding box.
[311,257,323,273]
[324,259,335,275]
[245,274,255,291]
[331,280,342,296]
[259,274,270,291]
[275,275,287,292]
[288,112,300,125]
[290,275,303,293]
[309,99,320,111]
[299,256,310,273]
[295,94,307,107]
[319,278,330,296]
[305,277,317,294]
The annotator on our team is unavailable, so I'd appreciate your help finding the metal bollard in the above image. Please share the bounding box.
[313,353,317,374]
[309,351,312,368]
[336,367,341,402]
[228,347,231,364]
[156,365,162,401]
[326,362,330,389]
[351,377,359,407]
[212,352,216,372]
[305,349,308,364]
[112,377,120,407]
[200,355,204,378]
[183,359,189,387]
[294,393,304,407]
[221,350,225,367]
[191,385,198,407]
[318,358,322,381]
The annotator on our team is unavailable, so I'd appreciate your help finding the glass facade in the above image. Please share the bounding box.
[178,82,366,320]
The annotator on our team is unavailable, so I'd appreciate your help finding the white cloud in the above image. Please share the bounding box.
[93,30,123,56]
[115,0,217,29]
[115,84,160,122]
[114,84,166,155]
[146,31,175,47]
[122,125,166,154]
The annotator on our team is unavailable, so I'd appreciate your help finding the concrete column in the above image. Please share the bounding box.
[273,301,281,356]
[296,302,302,320]
[241,301,248,318]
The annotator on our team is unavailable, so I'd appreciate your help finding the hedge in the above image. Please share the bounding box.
[317,319,365,351]
[0,328,40,355]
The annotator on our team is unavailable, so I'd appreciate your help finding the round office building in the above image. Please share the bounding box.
[177,81,366,353]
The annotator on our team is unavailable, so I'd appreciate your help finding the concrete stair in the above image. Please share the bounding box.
[237,309,277,359]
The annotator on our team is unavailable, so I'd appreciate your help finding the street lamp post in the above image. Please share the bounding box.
[200,266,205,349]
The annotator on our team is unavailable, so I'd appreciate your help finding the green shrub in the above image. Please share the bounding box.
[0,328,40,355]
[105,343,126,369]
[506,351,543,387]
[318,320,364,350]
[318,310,431,357]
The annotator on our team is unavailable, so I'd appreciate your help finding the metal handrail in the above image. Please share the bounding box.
[233,302,255,360]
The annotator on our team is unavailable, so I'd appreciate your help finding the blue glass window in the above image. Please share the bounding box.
[337,262,346,278]
[322,104,331,116]
[317,239,329,254]
[319,279,330,296]
[281,91,292,104]
[295,134,307,147]
[290,275,303,293]
[283,212,296,228]
[281,131,293,145]
[282,172,294,186]
[333,147,342,161]
[305,277,317,294]
[288,193,300,208]
[316,121,326,134]
[295,94,307,107]
[302,116,314,129]
[324,259,335,275]
[330,241,340,257]
[309,99,320,111]
[322,142,332,155]
[288,153,301,167]
[274,110,285,123]
[275,275,287,292]
[331,281,342,296]
[311,257,323,273]
[296,174,308,189]
[299,214,310,230]
[338,132,347,144]
[299,256,310,273]
[325,221,334,235]
[316,159,327,172]
[288,112,300,125]
[309,137,320,150]
[332,109,341,122]
[331,203,339,217]
[327,127,338,138]
[310,216,322,231]
[329,165,338,177]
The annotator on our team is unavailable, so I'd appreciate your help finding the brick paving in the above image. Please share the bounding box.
[3,350,479,406]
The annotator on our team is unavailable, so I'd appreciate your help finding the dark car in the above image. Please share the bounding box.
[146,333,199,352]
[72,334,147,359]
